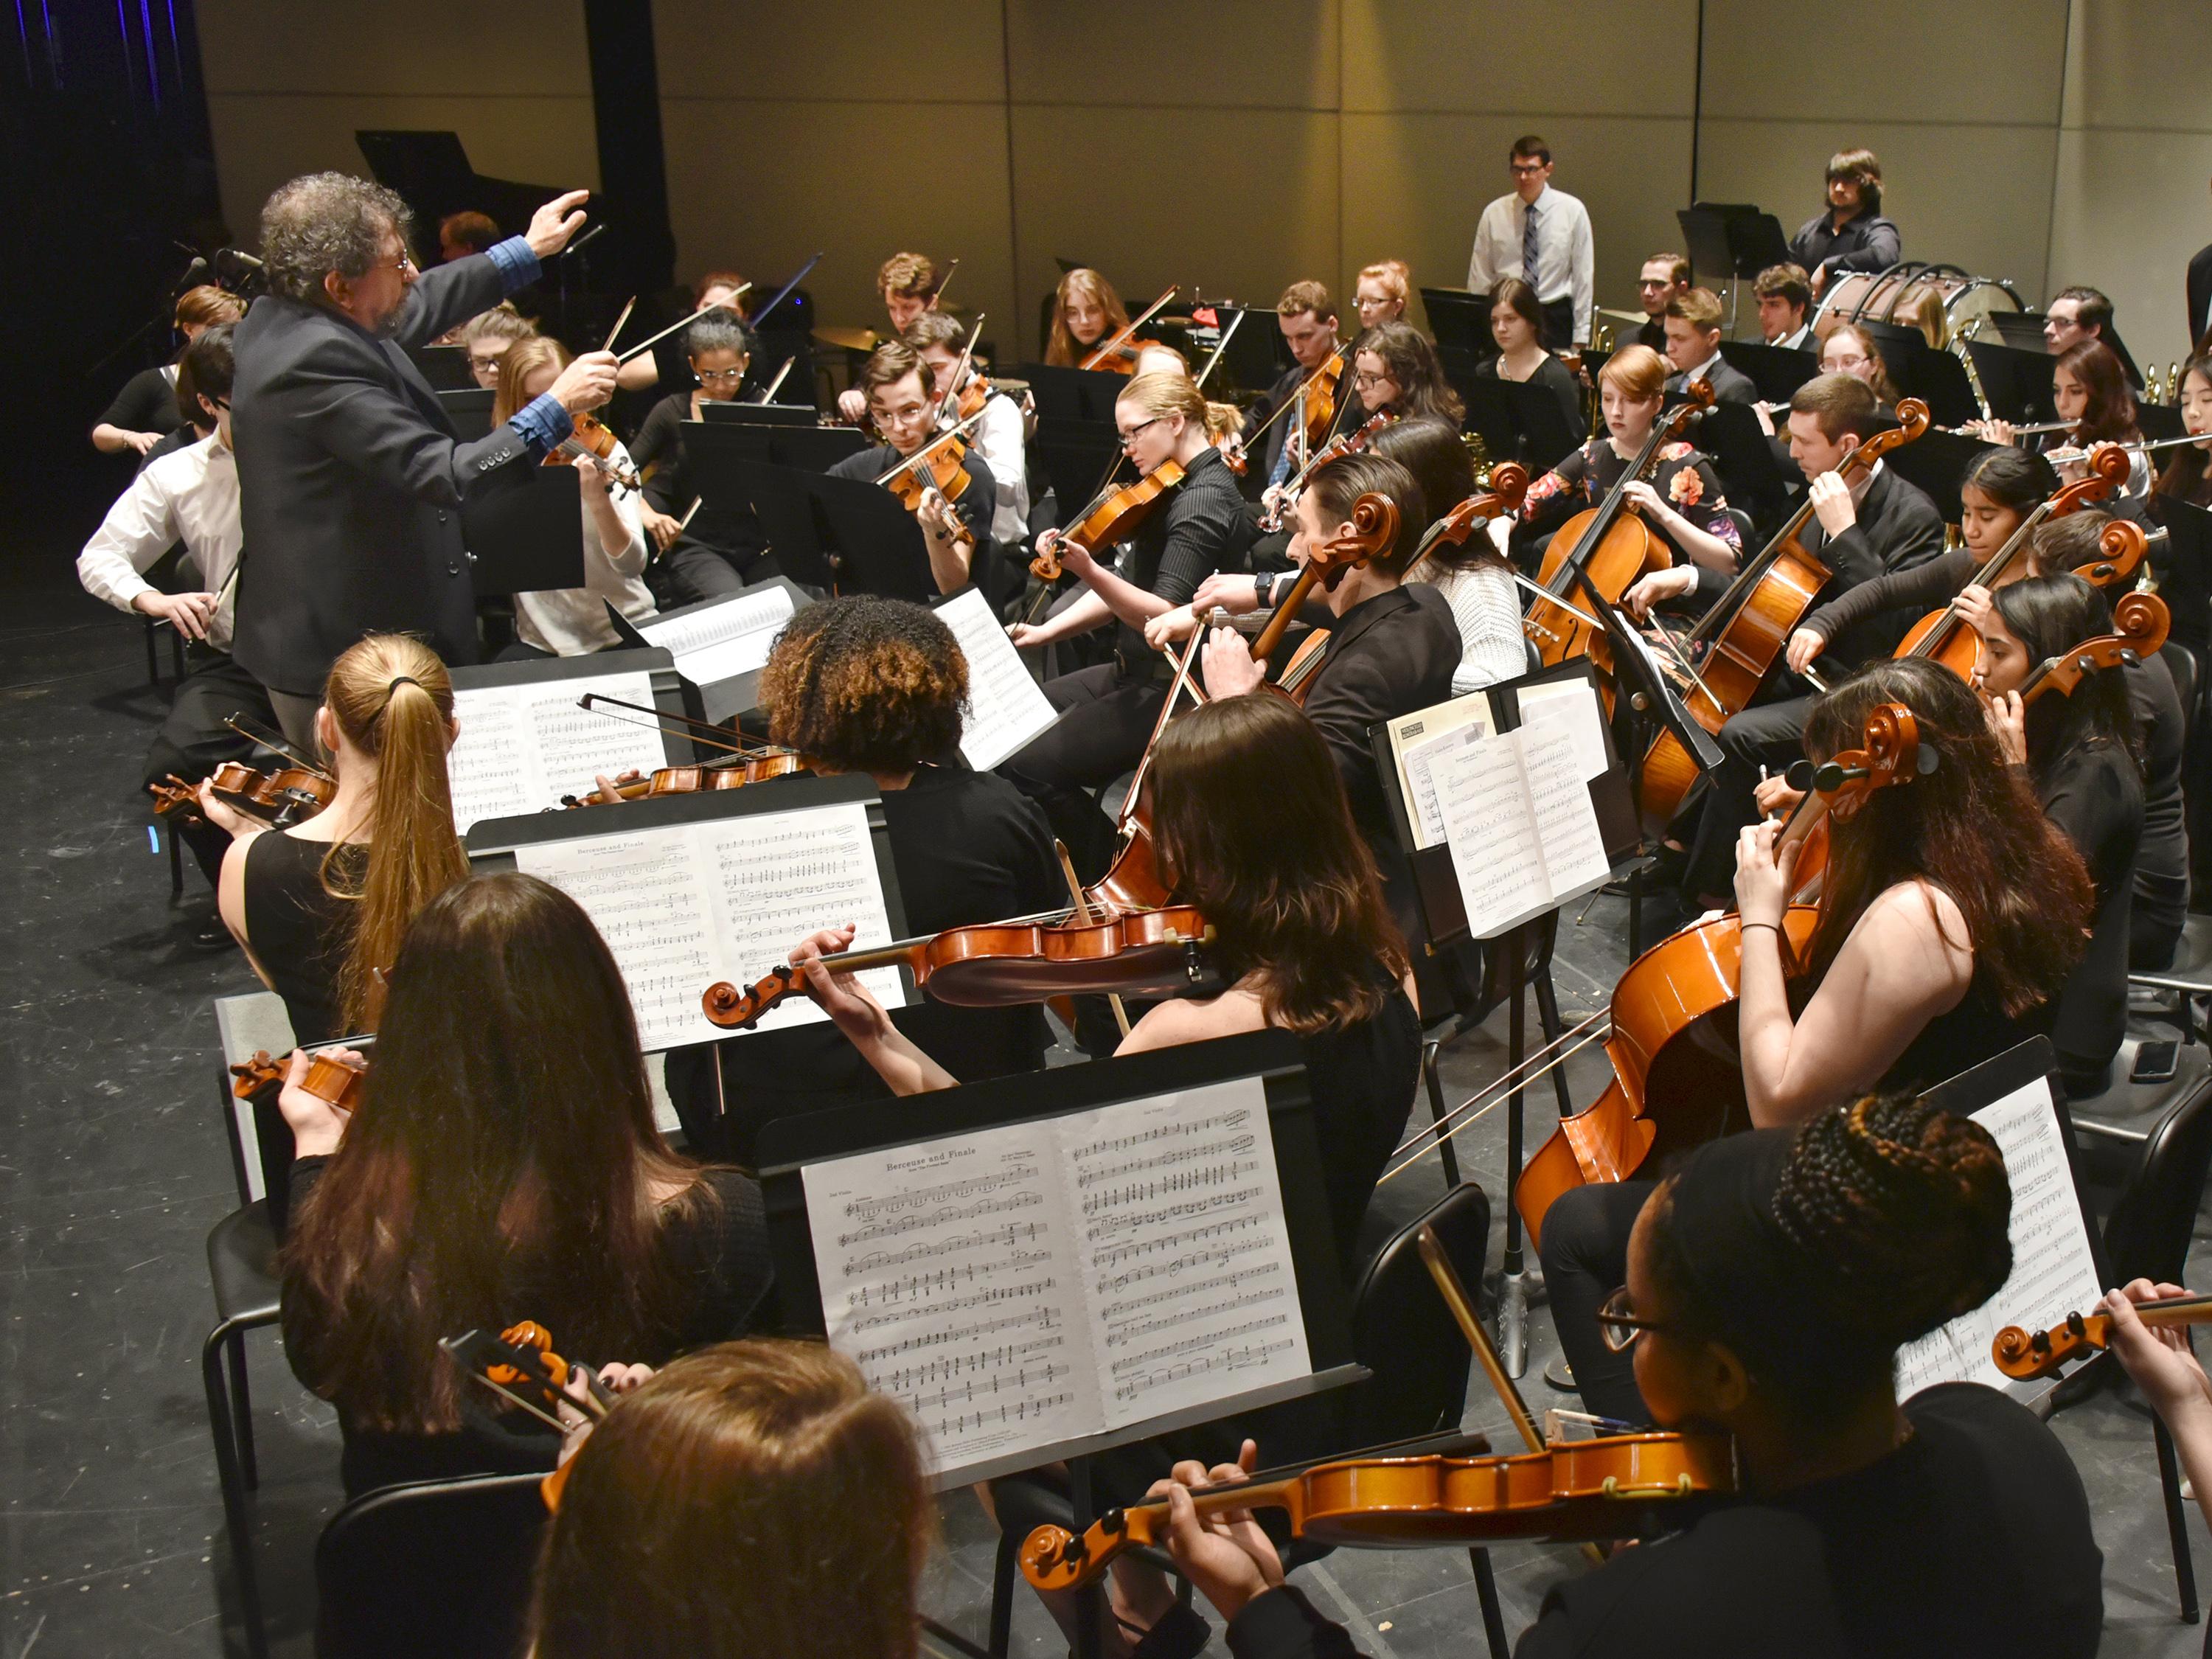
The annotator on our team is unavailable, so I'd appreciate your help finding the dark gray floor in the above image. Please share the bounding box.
[1,536,2208,1658]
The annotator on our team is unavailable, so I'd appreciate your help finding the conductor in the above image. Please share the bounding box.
[229,174,616,744]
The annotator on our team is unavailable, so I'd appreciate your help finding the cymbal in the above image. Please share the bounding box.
[813,326,880,352]
[1595,306,1649,326]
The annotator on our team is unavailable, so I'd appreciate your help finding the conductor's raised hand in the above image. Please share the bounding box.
[525,189,592,260]
[549,349,619,415]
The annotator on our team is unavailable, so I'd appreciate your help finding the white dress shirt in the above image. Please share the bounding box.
[1466,184,1595,346]
[77,431,243,650]
[968,389,1031,544]
[512,437,658,655]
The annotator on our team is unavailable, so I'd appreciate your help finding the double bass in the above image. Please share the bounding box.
[1515,702,1934,1248]
[1633,399,1931,838]
[1525,382,1714,687]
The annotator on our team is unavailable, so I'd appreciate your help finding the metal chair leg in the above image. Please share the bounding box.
[201,1325,268,1659]
[1423,1040,1463,1189]
[143,619,159,687]
[1532,967,1573,1116]
[167,820,184,897]
[226,1329,258,1489]
[2157,1418,2201,1623]
[988,1530,1015,1658]
[1469,1546,1512,1658]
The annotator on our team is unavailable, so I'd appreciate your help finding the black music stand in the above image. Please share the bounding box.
[1460,378,1581,476]
[461,467,586,596]
[1696,401,1793,514]
[414,342,474,392]
[1717,341,1820,405]
[437,386,494,442]
[807,470,937,602]
[771,425,870,472]
[1968,340,2059,425]
[1880,429,2000,526]
[1984,310,2050,351]
[2150,492,2212,657]
[1014,362,1127,424]
[1677,204,1791,285]
[1422,288,1495,361]
[699,401,817,429]
[681,431,832,589]
[1032,417,1124,527]
[1857,321,1980,430]
[757,1031,1363,1659]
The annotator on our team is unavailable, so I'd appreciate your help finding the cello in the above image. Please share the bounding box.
[1524,381,1714,686]
[1633,399,1931,838]
[1515,701,1935,1248]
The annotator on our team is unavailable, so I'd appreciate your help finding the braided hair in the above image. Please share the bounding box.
[759,597,967,775]
[1651,1093,2013,1417]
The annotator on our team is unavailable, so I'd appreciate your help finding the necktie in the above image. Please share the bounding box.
[1523,200,1540,287]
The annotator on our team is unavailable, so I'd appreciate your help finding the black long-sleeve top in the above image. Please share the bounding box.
[1790,206,1903,285]
[630,392,770,568]
[1110,444,1256,673]
[2037,734,2145,1083]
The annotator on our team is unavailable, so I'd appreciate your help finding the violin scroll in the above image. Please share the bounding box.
[700,967,802,1031]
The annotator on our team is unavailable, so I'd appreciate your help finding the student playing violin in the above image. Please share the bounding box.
[490,335,657,657]
[279,871,773,1498]
[615,267,748,394]
[832,254,948,422]
[1045,267,1132,368]
[1147,1094,2104,1658]
[630,310,776,602]
[1245,281,1347,490]
[902,307,1031,594]
[1543,658,2090,1423]
[1969,574,2145,1095]
[1001,372,1254,877]
[663,597,1062,1164]
[1472,277,1579,434]
[824,341,995,594]
[794,694,1419,1265]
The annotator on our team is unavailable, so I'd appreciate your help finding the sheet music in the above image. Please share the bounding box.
[1521,726,1610,896]
[1514,678,1610,783]
[1429,726,1550,936]
[1894,1075,2104,1398]
[446,669,667,832]
[804,1074,1308,1481]
[936,586,1060,771]
[511,799,898,1051]
[1386,692,1492,849]
[639,585,797,686]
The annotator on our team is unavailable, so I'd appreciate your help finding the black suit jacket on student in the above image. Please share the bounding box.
[230,255,529,694]
[1669,357,1759,406]
[1300,583,1462,846]
[1801,463,1947,665]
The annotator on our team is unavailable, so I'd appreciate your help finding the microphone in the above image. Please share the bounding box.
[223,249,265,271]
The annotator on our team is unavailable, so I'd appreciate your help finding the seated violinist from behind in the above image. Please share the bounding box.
[1001,372,1253,876]
[1245,280,1346,494]
[1044,266,1133,369]
[279,871,773,1498]
[1543,658,2088,1424]
[1144,1093,2104,1658]
[794,693,1421,1265]
[824,341,996,594]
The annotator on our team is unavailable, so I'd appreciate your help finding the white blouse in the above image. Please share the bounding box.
[1415,560,1527,694]
[513,437,658,655]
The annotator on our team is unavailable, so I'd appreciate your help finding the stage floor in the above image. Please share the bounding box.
[0,509,2205,1656]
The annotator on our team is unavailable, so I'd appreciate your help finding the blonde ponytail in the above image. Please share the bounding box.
[319,635,468,1032]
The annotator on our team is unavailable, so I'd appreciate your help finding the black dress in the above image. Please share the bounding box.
[100,364,183,441]
[1218,1383,2103,1659]
[2036,739,2145,1091]
[1514,437,1742,574]
[665,765,1065,1164]
[282,1162,774,1498]
[1474,352,1582,437]
[242,831,361,1047]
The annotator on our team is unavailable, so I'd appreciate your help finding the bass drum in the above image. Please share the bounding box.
[1812,262,2025,349]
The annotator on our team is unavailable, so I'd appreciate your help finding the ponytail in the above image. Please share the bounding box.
[319,636,468,1032]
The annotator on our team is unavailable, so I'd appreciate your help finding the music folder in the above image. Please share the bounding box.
[461,465,587,597]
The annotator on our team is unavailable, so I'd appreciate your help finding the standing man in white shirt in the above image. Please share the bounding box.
[76,323,276,907]
[1467,135,1594,352]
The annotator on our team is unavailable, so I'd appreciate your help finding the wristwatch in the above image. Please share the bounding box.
[1254,573,1272,607]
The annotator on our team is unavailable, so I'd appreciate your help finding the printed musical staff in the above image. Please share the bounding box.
[639,585,796,686]
[448,668,666,830]
[935,586,1060,771]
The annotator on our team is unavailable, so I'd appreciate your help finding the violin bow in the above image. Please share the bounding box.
[874,408,987,488]
[599,295,636,354]
[1241,345,1346,456]
[1055,839,1130,1037]
[221,713,329,777]
[616,302,728,367]
[1081,285,1179,372]
[748,251,824,332]
[932,314,987,425]
[1193,308,1245,391]
[574,692,782,759]
[754,357,796,404]
[930,257,960,308]
[1118,614,1213,833]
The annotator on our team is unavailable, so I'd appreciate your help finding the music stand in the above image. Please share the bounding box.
[1966,340,2059,425]
[1421,288,1495,364]
[2151,492,2212,657]
[770,425,869,472]
[1678,204,1792,283]
[610,574,816,723]
[1985,310,2051,351]
[1879,428,1999,526]
[414,342,474,392]
[461,467,586,597]
[1857,321,1980,430]
[1032,417,1124,526]
[807,469,937,602]
[1458,378,1580,476]
[1014,363,1127,424]
[1696,401,1794,507]
[699,401,816,429]
[437,386,494,442]
[1717,341,1820,405]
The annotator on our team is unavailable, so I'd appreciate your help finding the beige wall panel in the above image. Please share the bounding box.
[1005,0,1337,110]
[208,95,600,250]
[1696,119,2056,302]
[2059,0,2212,133]
[2045,128,2212,367]
[653,0,1006,101]
[198,0,589,97]
[1006,108,1338,353]
[1700,0,2066,124]
[1339,0,1697,116]
[1340,114,1692,333]
[661,100,1017,340]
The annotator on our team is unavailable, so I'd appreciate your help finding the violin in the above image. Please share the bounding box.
[699,902,1214,1030]
[150,760,335,828]
[1242,492,1402,707]
[1029,460,1189,586]
[227,1047,367,1111]
[1020,1430,1736,1590]
[545,410,640,493]
[1258,412,1394,532]
[1525,382,1714,695]
[1079,285,1179,374]
[1992,1293,2212,1381]
[879,410,986,512]
[1516,703,1935,1249]
[442,1320,615,1512]
[1297,350,1346,456]
[560,751,804,808]
[1635,399,1931,838]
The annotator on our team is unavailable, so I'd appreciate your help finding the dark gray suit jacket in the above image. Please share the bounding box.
[1801,462,1947,665]
[231,254,535,693]
[1669,356,1760,407]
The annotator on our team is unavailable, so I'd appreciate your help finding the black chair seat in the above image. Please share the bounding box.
[2131,914,2212,1001]
[2065,1037,2212,1290]
[316,1472,549,1659]
[207,1200,280,1322]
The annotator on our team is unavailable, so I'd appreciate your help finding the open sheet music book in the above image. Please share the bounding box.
[1894,1068,2104,1402]
[508,796,901,1051]
[1408,721,1611,939]
[445,665,669,833]
[801,1074,1311,1481]
[633,584,797,687]
[934,586,1060,771]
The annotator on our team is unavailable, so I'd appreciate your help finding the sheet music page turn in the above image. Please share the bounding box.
[639,586,796,686]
